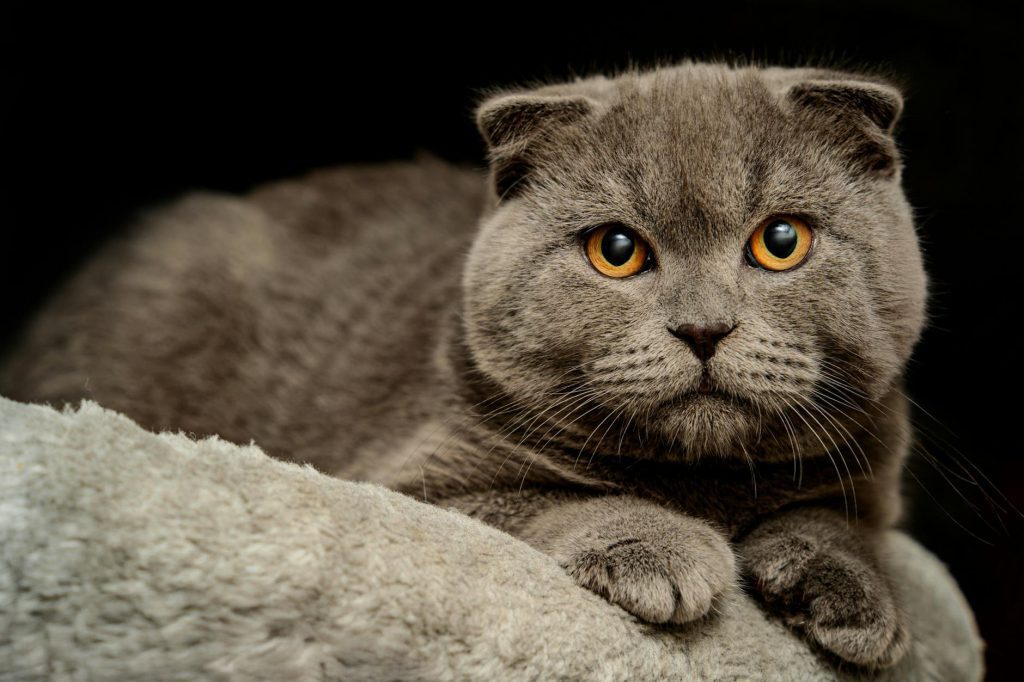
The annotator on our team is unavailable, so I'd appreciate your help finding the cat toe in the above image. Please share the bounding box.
[809,615,909,669]
[565,537,734,625]
[744,535,909,668]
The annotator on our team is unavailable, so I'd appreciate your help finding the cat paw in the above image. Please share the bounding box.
[742,530,908,668]
[559,520,735,624]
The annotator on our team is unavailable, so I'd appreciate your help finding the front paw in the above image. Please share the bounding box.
[556,512,735,624]
[742,529,908,668]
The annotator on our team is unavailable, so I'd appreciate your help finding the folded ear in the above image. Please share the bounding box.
[475,93,597,200]
[786,77,905,177]
[788,79,903,132]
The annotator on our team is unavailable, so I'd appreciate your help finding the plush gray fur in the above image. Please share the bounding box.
[2,61,941,669]
[0,397,983,680]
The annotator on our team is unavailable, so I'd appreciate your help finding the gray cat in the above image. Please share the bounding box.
[1,60,926,668]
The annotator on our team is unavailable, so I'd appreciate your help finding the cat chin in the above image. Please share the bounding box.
[650,393,756,459]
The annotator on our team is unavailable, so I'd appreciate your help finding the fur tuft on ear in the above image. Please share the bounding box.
[474,93,597,200]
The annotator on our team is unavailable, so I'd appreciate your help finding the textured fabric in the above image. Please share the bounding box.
[0,397,983,681]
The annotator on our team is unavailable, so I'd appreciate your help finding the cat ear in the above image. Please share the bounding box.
[788,79,903,132]
[786,78,905,176]
[475,93,597,200]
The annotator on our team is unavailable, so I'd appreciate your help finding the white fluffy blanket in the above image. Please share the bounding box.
[0,397,983,680]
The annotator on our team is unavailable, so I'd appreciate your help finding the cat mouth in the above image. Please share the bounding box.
[664,391,740,408]
[662,375,750,409]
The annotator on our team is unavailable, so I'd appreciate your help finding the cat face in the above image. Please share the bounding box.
[462,63,927,461]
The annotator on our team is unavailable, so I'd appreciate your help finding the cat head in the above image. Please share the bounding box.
[461,61,927,462]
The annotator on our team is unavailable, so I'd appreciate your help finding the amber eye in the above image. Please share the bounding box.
[584,223,652,278]
[746,217,814,271]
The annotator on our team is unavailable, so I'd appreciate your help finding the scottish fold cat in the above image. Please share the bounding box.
[1,61,926,667]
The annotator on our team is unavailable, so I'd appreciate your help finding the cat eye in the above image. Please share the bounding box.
[746,216,814,271]
[584,223,653,278]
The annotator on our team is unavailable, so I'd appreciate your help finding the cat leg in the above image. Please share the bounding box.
[499,494,737,625]
[739,507,908,668]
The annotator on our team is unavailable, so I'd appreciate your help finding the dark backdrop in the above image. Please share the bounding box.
[4,2,1021,678]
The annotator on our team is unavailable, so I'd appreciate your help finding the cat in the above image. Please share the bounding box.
[0,60,926,668]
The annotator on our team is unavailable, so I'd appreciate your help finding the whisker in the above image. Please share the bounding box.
[809,391,872,479]
[510,386,608,488]
[779,393,850,521]
[586,403,629,469]
[798,398,858,519]
[819,347,1022,533]
[489,385,602,489]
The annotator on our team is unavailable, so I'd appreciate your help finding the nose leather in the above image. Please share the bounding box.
[668,323,735,361]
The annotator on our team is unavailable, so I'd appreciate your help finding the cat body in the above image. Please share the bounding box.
[1,61,927,668]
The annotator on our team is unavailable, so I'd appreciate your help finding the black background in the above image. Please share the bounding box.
[4,2,1021,677]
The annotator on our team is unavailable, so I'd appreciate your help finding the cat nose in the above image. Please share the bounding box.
[667,323,735,362]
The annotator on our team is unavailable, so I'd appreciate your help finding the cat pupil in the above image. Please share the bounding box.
[601,228,635,266]
[764,221,798,258]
